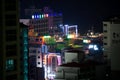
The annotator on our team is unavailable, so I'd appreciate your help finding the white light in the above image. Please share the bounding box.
[48,74,56,77]
[94,45,99,50]
[88,44,94,49]
[47,67,50,73]
[83,40,86,43]
[34,15,37,18]
[32,15,34,19]
[64,24,68,26]
[59,37,62,40]
[59,24,63,26]
[37,15,39,18]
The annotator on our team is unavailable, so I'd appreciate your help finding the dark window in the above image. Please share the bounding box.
[5,14,16,19]
[38,62,40,64]
[38,56,40,58]
[104,30,107,32]
[5,0,17,11]
[38,51,40,53]
[6,74,17,80]
[5,19,17,26]
[6,30,17,41]
[6,30,17,34]
[113,32,116,38]
[6,44,17,56]
[29,50,36,53]
[5,0,16,3]
[103,24,107,26]
[5,4,17,11]
[104,43,107,45]
[104,37,107,39]
[36,38,39,41]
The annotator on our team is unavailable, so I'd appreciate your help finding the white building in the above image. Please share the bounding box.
[103,17,120,79]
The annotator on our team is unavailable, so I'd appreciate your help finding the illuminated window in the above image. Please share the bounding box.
[22,27,28,80]
[39,15,41,18]
[6,59,15,71]
[46,14,48,17]
[37,15,39,18]
[41,14,44,18]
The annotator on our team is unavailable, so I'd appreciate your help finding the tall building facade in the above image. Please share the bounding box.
[0,0,21,80]
[20,7,63,37]
[28,36,43,80]
[20,23,29,80]
[103,17,120,79]
[103,17,120,59]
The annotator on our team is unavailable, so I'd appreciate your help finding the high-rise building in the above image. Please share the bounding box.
[20,7,63,37]
[0,0,21,80]
[20,23,29,80]
[103,17,120,59]
[28,35,43,80]
[103,17,120,79]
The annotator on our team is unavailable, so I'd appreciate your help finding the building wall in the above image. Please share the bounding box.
[20,7,63,37]
[103,20,120,79]
[110,23,120,71]
[20,23,29,80]
[63,50,85,64]
[55,66,80,80]
[0,0,21,80]
[29,19,49,36]
[55,65,106,80]
[103,22,112,59]
[65,52,78,63]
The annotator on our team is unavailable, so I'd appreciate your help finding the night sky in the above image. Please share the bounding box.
[20,0,120,34]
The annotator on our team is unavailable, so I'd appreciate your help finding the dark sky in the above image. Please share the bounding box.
[20,0,120,33]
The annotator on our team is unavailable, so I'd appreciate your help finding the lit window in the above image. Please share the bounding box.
[41,14,44,18]
[6,59,14,71]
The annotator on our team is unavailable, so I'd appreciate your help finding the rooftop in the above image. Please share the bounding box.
[60,60,103,67]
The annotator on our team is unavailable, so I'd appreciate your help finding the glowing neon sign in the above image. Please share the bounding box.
[32,14,49,19]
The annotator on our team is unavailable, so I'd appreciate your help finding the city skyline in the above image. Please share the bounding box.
[20,0,120,33]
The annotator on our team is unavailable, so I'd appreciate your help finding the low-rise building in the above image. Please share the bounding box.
[55,61,107,80]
